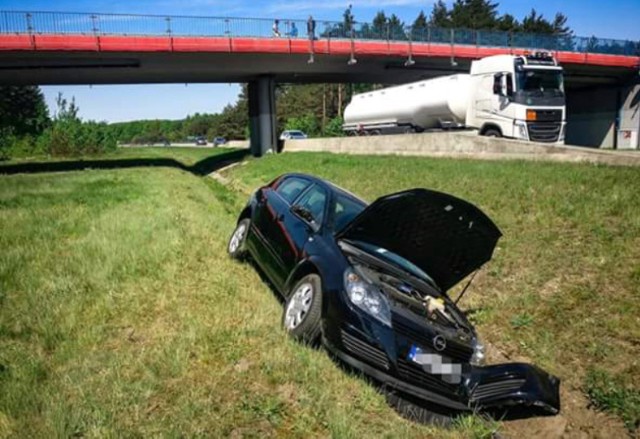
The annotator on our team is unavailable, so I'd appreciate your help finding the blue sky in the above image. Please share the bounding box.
[1,0,638,122]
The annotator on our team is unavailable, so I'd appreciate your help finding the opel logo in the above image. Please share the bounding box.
[433,335,447,352]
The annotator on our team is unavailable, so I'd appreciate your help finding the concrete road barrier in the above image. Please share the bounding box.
[283,132,640,166]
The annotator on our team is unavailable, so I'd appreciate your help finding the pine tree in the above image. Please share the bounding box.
[372,11,388,39]
[429,0,451,28]
[0,86,50,137]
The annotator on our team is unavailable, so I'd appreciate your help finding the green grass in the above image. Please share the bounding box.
[585,369,640,431]
[2,148,639,437]
[0,149,469,438]
[226,152,640,430]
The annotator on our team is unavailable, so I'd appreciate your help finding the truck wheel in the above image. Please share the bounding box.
[483,128,502,138]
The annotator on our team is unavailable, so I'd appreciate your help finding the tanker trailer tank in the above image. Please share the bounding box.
[343,75,471,135]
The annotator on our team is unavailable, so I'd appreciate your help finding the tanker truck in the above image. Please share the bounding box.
[343,52,566,143]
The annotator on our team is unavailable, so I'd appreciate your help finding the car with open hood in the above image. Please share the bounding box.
[227,173,560,416]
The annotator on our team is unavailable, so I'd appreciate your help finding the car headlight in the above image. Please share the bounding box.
[344,268,391,327]
[470,339,486,366]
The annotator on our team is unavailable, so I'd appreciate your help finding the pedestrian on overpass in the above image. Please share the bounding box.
[307,15,316,40]
[290,22,299,37]
[272,19,281,37]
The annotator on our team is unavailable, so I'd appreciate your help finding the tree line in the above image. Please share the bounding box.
[322,0,572,41]
[0,86,116,159]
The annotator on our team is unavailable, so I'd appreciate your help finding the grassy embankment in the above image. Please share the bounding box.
[226,152,640,432]
[1,147,638,436]
[1,148,483,438]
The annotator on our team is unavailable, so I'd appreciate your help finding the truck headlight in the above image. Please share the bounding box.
[344,268,391,327]
[470,339,486,366]
[515,121,529,140]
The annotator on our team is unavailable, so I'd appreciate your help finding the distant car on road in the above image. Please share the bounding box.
[195,137,207,146]
[213,137,227,146]
[280,130,308,141]
[227,173,561,418]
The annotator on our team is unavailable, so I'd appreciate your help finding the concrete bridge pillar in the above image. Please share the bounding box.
[248,76,277,157]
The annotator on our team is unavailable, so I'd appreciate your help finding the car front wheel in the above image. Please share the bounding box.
[282,274,322,344]
[228,218,250,259]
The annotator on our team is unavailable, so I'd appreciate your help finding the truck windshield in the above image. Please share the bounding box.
[516,69,564,95]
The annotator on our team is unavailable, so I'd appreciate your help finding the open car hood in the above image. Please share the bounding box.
[336,189,502,292]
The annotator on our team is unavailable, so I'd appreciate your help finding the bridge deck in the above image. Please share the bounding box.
[0,34,637,68]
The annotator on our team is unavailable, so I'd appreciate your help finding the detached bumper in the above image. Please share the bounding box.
[467,363,561,414]
[323,335,561,415]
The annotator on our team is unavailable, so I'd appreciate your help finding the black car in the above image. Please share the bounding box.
[228,173,560,415]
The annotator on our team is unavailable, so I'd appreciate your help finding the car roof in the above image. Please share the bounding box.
[277,173,367,206]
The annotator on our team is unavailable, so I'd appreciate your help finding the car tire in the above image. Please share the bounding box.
[282,274,322,345]
[228,218,250,259]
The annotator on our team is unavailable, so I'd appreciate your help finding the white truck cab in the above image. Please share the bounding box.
[467,52,566,143]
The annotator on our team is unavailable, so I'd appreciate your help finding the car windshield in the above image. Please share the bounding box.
[516,68,564,95]
[333,193,365,232]
[351,240,438,288]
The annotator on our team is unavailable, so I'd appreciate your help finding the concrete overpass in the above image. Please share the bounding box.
[1,11,638,154]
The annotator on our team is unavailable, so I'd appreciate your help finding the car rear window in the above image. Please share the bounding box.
[276,177,310,204]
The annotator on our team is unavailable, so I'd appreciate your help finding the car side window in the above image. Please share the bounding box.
[276,177,310,204]
[294,184,327,225]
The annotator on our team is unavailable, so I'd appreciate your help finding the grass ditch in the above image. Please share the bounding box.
[1,148,492,438]
[2,147,638,436]
[225,151,640,434]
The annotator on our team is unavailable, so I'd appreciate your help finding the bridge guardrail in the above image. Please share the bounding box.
[0,10,638,57]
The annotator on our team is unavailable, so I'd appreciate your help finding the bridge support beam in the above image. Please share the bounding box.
[248,76,277,157]
[566,81,639,149]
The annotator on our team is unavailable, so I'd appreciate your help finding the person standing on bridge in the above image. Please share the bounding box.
[289,22,299,37]
[307,15,316,64]
[307,15,316,40]
[272,19,281,37]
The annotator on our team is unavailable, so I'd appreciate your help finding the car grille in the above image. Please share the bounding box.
[470,377,526,402]
[340,330,389,370]
[527,122,561,143]
[396,358,460,396]
[392,318,473,364]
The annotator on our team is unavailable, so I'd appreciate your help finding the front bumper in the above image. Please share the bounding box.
[323,325,560,415]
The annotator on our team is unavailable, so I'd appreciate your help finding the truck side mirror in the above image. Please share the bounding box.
[493,73,503,95]
[505,73,514,97]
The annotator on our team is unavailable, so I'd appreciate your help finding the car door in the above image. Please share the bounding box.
[254,177,311,288]
[268,183,328,292]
